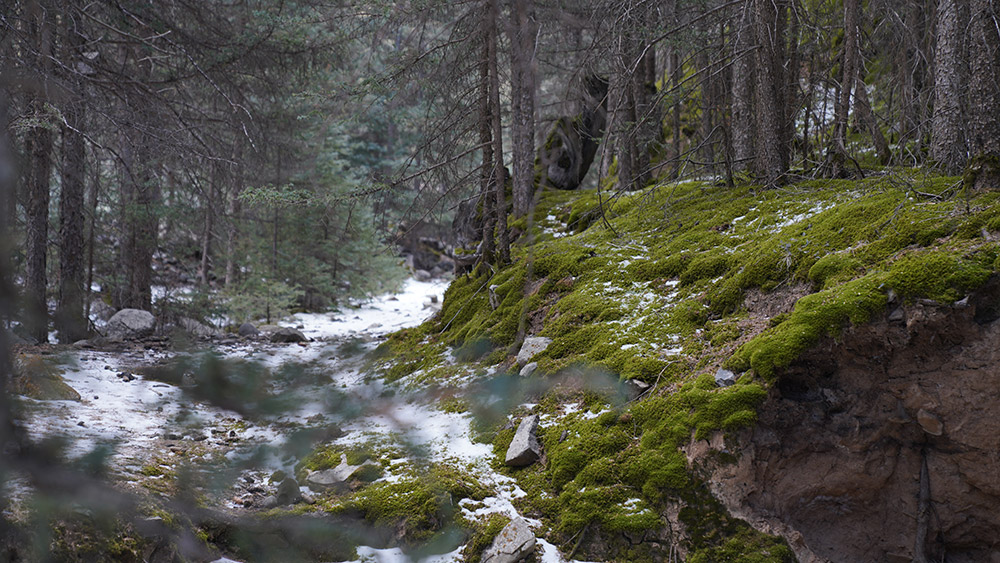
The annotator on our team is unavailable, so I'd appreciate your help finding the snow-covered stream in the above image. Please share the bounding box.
[15,278,590,563]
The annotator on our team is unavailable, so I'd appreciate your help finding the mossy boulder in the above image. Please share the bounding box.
[13,355,81,401]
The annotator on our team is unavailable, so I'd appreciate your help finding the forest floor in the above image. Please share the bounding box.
[9,277,587,562]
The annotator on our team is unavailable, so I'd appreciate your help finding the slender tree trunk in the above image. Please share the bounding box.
[731,2,756,175]
[488,0,509,265]
[478,5,495,268]
[510,0,537,219]
[56,106,87,342]
[967,0,1000,190]
[24,3,55,343]
[930,0,968,174]
[752,0,787,186]
[784,1,800,166]
[56,19,87,343]
[199,163,218,285]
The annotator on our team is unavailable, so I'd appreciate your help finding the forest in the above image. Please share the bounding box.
[2,0,1000,562]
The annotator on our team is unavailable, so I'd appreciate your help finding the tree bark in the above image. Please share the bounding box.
[930,0,968,174]
[24,3,55,343]
[488,0,509,265]
[56,18,88,343]
[731,2,756,175]
[477,3,495,268]
[752,0,787,186]
[966,0,1000,190]
[832,0,860,172]
[510,0,537,219]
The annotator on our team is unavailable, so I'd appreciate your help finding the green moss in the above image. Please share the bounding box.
[886,250,993,303]
[462,514,511,563]
[688,526,795,563]
[680,252,733,286]
[808,253,863,288]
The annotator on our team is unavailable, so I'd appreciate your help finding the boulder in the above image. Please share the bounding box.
[515,337,551,366]
[519,362,538,378]
[238,322,259,337]
[88,299,116,322]
[505,415,542,467]
[13,355,81,401]
[269,327,307,343]
[482,518,536,563]
[106,309,156,340]
[714,368,737,387]
[178,317,223,339]
[276,477,302,505]
[414,269,433,282]
[305,455,380,492]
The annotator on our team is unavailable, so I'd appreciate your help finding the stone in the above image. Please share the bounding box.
[481,518,536,563]
[269,327,307,343]
[515,337,552,366]
[625,378,651,399]
[888,307,905,322]
[519,362,538,378]
[276,477,301,505]
[238,322,259,337]
[106,309,156,340]
[505,415,542,467]
[178,317,223,339]
[12,356,81,401]
[414,269,432,282]
[715,368,737,387]
[916,408,944,436]
[305,455,379,492]
[260,495,280,509]
[489,284,500,310]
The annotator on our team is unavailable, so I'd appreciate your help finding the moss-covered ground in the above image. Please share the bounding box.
[363,169,999,561]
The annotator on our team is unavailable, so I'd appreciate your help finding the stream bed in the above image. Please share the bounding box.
[12,278,587,563]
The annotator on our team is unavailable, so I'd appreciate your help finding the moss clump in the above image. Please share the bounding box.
[341,465,488,542]
[886,250,993,303]
[808,253,863,288]
[462,514,511,563]
[680,252,733,286]
[687,526,796,563]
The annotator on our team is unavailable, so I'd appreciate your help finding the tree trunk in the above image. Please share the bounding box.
[488,0,509,265]
[24,4,54,343]
[56,19,88,343]
[510,0,536,219]
[752,0,787,186]
[199,163,218,285]
[731,2,756,175]
[930,0,968,174]
[56,107,87,342]
[966,0,1000,191]
[478,4,495,268]
[116,140,158,312]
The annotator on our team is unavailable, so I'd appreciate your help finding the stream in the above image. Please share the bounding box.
[12,278,586,563]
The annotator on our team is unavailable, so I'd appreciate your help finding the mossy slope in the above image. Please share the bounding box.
[371,170,999,561]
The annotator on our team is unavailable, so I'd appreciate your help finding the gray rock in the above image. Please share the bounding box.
[106,309,156,340]
[269,327,307,343]
[489,284,500,310]
[260,495,280,509]
[888,307,905,322]
[715,368,737,387]
[625,378,651,399]
[178,317,223,339]
[414,269,432,282]
[276,477,301,504]
[519,362,538,378]
[505,415,542,467]
[238,322,259,337]
[482,518,536,563]
[515,336,552,366]
[305,455,379,492]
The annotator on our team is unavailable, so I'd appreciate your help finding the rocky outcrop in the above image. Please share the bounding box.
[305,455,381,492]
[12,355,81,401]
[701,289,1000,563]
[505,415,542,467]
[482,518,536,563]
[106,309,156,339]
